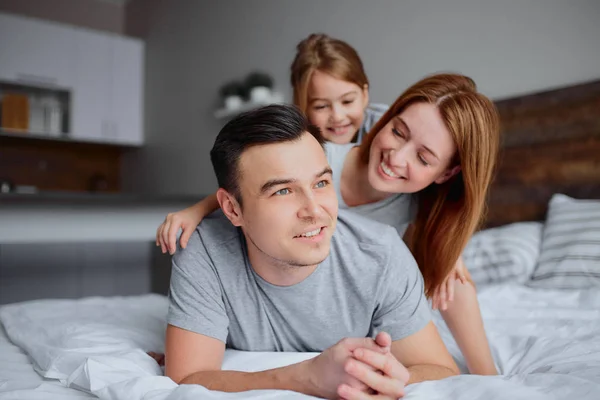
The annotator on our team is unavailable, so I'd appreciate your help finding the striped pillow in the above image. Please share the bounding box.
[528,194,600,289]
[463,222,543,286]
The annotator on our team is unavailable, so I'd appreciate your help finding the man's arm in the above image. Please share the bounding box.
[166,325,388,398]
[165,324,222,384]
[390,321,459,383]
[166,324,313,391]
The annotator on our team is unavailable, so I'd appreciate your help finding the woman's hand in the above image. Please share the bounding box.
[432,260,467,311]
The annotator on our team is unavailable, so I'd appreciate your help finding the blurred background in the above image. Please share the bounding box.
[0,0,599,303]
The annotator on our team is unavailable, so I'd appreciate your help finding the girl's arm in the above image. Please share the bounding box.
[439,257,498,375]
[156,193,220,254]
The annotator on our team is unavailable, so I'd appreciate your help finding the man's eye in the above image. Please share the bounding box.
[274,188,290,196]
[315,180,329,188]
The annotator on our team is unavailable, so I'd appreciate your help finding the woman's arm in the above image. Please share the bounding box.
[156,193,220,254]
[440,257,498,375]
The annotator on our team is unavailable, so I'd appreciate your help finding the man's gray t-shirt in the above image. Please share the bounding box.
[167,209,430,352]
[324,142,418,237]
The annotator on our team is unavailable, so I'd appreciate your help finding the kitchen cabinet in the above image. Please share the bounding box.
[71,29,112,143]
[109,36,144,145]
[0,12,144,146]
[0,13,76,89]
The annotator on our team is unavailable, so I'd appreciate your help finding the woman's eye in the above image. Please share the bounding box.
[392,128,405,138]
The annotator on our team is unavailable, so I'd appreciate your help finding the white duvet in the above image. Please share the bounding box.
[1,284,599,400]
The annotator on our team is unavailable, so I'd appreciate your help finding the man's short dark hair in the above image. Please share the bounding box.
[210,104,324,205]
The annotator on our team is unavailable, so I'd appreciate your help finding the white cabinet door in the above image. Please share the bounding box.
[0,13,75,88]
[0,12,144,146]
[110,36,144,145]
[70,30,112,142]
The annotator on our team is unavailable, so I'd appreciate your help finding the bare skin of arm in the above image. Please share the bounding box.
[390,321,459,383]
[439,261,498,375]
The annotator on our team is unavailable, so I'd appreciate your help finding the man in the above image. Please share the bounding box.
[165,104,458,399]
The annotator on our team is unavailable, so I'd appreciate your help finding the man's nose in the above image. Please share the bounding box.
[298,193,323,220]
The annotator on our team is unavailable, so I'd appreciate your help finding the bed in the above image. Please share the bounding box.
[1,79,600,399]
[1,284,599,399]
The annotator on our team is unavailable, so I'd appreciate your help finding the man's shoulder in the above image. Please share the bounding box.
[332,210,420,295]
[334,209,400,250]
[185,209,240,249]
[174,210,244,269]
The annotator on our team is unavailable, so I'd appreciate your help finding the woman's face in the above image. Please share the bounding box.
[367,102,459,194]
[305,70,369,144]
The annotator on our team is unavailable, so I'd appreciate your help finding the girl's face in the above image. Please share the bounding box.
[305,70,369,144]
[367,102,460,194]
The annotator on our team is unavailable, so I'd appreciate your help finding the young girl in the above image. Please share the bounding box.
[156,73,500,376]
[291,33,388,145]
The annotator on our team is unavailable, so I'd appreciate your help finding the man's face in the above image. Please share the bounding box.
[234,132,338,269]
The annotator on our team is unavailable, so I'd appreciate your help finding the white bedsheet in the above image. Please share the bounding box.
[0,322,94,399]
[1,285,599,400]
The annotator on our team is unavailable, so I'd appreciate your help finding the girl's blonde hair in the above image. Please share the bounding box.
[360,73,500,297]
[290,33,369,114]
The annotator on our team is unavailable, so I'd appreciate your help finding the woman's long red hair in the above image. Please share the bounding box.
[360,74,500,297]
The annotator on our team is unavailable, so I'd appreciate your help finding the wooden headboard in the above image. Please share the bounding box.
[485,79,600,227]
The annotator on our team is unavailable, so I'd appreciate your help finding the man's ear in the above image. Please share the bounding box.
[434,165,461,184]
[216,188,243,227]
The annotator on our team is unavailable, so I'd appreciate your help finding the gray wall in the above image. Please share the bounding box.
[0,0,124,34]
[122,0,600,197]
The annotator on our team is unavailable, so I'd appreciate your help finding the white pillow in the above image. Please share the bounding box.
[463,222,543,286]
[528,194,600,289]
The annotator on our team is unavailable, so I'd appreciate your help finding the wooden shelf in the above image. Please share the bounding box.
[0,128,138,148]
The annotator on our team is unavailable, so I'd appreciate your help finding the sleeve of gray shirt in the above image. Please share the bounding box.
[371,228,431,341]
[167,230,229,343]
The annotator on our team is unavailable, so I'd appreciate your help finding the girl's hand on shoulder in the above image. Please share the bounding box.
[155,203,205,254]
